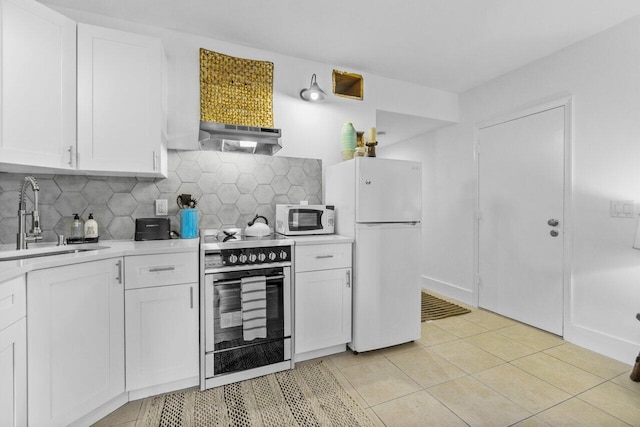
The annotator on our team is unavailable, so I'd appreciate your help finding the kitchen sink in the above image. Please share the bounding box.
[0,244,110,261]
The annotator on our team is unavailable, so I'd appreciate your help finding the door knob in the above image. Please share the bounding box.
[550,229,559,237]
[547,219,559,227]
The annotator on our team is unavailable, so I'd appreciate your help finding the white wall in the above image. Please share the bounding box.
[386,15,640,363]
[49,5,458,169]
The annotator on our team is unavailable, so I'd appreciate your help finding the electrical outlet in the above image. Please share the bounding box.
[610,200,634,218]
[155,199,168,216]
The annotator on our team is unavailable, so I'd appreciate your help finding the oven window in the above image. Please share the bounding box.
[213,280,284,351]
[289,209,322,230]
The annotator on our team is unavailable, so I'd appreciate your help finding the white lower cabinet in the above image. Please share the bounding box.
[295,268,352,355]
[294,242,352,360]
[124,252,199,396]
[0,275,27,427]
[125,283,199,392]
[27,258,125,427]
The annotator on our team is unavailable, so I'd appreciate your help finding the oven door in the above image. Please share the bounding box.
[204,266,291,377]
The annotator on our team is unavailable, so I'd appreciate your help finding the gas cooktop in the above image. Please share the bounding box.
[200,228,292,250]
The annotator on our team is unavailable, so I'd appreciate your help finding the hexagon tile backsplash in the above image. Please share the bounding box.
[0,150,322,244]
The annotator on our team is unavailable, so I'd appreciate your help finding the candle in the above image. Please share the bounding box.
[369,127,377,143]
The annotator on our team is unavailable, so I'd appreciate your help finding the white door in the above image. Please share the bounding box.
[478,106,565,335]
[351,222,421,352]
[356,158,422,223]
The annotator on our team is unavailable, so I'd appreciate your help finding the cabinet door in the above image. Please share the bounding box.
[0,0,76,170]
[77,23,166,176]
[27,258,125,427]
[125,283,199,391]
[295,268,352,354]
[0,318,26,427]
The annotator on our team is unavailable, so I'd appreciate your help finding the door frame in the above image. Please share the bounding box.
[472,94,573,337]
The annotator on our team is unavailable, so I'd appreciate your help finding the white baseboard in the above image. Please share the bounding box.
[128,376,199,401]
[421,275,474,306]
[294,344,347,363]
[566,323,639,366]
[69,392,128,427]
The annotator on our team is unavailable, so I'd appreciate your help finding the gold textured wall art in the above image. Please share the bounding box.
[200,48,274,127]
[333,70,364,100]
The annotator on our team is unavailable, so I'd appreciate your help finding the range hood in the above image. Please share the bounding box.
[199,121,282,155]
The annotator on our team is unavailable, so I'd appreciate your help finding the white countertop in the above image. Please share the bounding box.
[0,238,199,282]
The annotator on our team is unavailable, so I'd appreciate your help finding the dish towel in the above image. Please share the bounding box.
[241,275,267,341]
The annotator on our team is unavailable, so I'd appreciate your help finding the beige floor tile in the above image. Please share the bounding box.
[611,372,640,394]
[378,340,424,357]
[91,400,142,427]
[428,375,531,426]
[430,340,504,374]
[112,422,136,427]
[363,408,386,427]
[512,416,553,426]
[339,358,421,407]
[387,347,466,388]
[321,358,371,410]
[495,324,564,351]
[329,349,385,370]
[536,397,629,427]
[579,381,640,426]
[460,309,518,330]
[464,331,537,361]
[512,352,605,394]
[417,322,459,347]
[373,390,467,427]
[474,364,571,413]
[544,343,631,379]
[430,316,489,338]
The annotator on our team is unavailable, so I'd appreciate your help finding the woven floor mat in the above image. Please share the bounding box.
[141,361,375,427]
[421,292,471,321]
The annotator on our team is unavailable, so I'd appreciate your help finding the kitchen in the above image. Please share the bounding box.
[1,0,640,425]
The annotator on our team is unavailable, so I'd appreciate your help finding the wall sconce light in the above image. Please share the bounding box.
[300,74,326,102]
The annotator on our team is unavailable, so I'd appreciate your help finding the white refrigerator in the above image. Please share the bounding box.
[325,157,422,352]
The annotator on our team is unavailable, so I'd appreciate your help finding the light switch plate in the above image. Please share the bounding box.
[610,200,634,218]
[155,199,168,216]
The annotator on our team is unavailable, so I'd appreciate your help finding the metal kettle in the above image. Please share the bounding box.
[244,215,270,237]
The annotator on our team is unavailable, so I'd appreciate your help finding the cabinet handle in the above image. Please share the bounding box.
[190,286,194,309]
[315,255,334,259]
[148,266,175,272]
[68,146,74,167]
[116,260,123,284]
[346,270,351,288]
[153,151,157,171]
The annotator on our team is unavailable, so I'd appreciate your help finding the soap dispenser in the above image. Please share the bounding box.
[68,213,84,243]
[84,213,99,242]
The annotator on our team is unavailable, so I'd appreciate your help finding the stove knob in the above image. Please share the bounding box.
[239,254,248,263]
[279,250,288,260]
[248,253,257,263]
[258,252,266,262]
[268,251,276,261]
[228,254,238,264]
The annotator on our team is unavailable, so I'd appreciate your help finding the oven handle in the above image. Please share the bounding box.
[210,275,285,287]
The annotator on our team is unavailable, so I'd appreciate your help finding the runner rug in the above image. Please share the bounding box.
[141,361,374,426]
[421,291,471,321]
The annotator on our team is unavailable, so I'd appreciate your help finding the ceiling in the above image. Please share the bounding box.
[40,0,640,93]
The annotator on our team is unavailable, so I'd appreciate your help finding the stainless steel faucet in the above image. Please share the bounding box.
[17,176,43,250]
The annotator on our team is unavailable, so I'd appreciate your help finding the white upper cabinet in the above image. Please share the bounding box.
[77,23,167,177]
[0,0,76,171]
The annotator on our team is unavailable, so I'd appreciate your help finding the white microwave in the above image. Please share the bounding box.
[275,204,335,236]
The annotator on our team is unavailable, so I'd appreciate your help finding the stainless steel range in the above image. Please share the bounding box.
[199,228,293,390]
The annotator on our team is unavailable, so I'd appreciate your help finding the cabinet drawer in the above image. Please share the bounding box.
[0,275,26,331]
[125,252,198,289]
[295,243,352,272]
